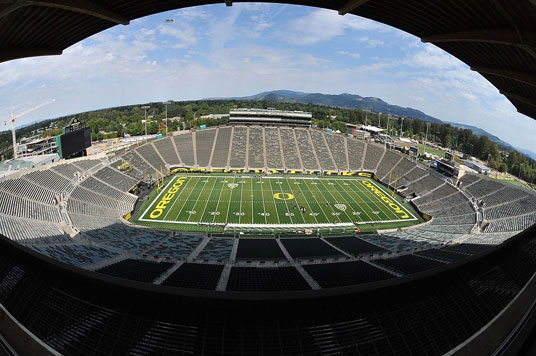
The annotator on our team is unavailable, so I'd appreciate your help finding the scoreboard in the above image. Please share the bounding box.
[56,118,92,159]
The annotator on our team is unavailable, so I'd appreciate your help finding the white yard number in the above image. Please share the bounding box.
[285,213,294,217]
[332,212,341,216]
[259,212,270,217]
[352,211,361,216]
[309,213,319,217]
[210,211,220,216]
[234,212,245,216]
[187,210,196,215]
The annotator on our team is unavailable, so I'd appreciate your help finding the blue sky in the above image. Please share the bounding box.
[0,3,534,152]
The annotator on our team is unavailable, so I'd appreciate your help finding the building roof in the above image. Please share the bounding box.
[0,1,534,120]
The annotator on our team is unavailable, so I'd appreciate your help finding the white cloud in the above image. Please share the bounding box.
[284,9,386,45]
[336,51,361,59]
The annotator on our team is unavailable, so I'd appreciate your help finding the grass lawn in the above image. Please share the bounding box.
[133,174,422,234]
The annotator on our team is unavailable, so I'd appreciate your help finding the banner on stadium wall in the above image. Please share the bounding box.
[325,171,339,175]
[123,212,132,220]
[210,168,225,173]
[250,169,265,174]
[288,170,303,174]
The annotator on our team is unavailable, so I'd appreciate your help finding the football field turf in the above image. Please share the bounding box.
[134,175,420,233]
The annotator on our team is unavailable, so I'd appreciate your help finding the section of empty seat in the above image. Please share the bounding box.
[23,169,73,193]
[246,127,264,169]
[325,236,388,256]
[387,158,416,183]
[309,130,336,171]
[195,129,217,167]
[0,214,64,242]
[264,127,284,169]
[376,149,402,181]
[68,213,120,229]
[279,128,302,170]
[67,199,124,218]
[404,174,444,197]
[280,238,344,259]
[80,177,137,207]
[0,190,60,222]
[484,197,536,220]
[413,184,457,207]
[162,263,223,290]
[102,231,169,255]
[0,176,56,204]
[414,248,469,263]
[304,261,394,288]
[93,166,137,192]
[73,159,102,171]
[136,144,166,172]
[173,133,195,166]
[51,163,82,179]
[347,139,365,171]
[431,214,476,225]
[372,254,445,275]
[229,127,247,168]
[196,238,234,261]
[324,133,348,171]
[121,151,154,176]
[152,136,180,166]
[401,166,428,183]
[97,259,174,283]
[236,239,286,260]
[362,142,384,171]
[227,266,310,291]
[211,127,232,168]
[440,243,493,255]
[416,224,474,234]
[464,177,503,198]
[477,187,528,208]
[82,223,151,241]
[31,244,120,268]
[295,129,319,171]
[145,234,203,259]
[484,213,536,233]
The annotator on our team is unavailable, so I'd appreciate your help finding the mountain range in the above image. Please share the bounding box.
[222,90,535,158]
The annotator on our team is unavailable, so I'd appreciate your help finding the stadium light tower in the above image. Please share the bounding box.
[423,123,431,156]
[378,112,381,128]
[164,101,172,137]
[141,105,150,140]
[400,117,405,138]
[386,114,390,137]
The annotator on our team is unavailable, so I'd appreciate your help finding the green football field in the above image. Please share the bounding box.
[134,175,421,233]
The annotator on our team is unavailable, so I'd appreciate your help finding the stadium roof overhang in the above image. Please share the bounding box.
[0,0,535,120]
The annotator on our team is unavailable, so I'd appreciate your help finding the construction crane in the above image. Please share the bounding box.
[4,99,55,159]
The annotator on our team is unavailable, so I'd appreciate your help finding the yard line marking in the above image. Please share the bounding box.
[332,179,372,222]
[198,177,219,223]
[294,178,319,224]
[317,179,354,223]
[210,177,227,224]
[350,179,392,220]
[303,179,341,222]
[266,177,281,225]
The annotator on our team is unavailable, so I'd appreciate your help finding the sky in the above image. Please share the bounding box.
[0,3,535,152]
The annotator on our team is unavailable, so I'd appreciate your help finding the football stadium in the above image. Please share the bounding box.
[0,1,536,356]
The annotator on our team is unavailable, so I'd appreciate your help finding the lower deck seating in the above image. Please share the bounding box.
[145,234,203,259]
[31,244,120,268]
[280,238,344,259]
[373,254,446,275]
[304,261,394,288]
[414,248,470,263]
[226,266,310,291]
[441,243,493,256]
[236,239,286,260]
[97,259,173,283]
[162,263,223,290]
[196,238,234,261]
[325,236,388,256]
